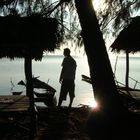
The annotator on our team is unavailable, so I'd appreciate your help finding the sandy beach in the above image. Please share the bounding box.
[0,104,140,140]
[0,106,92,140]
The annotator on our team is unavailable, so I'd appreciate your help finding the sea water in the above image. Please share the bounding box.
[0,52,140,107]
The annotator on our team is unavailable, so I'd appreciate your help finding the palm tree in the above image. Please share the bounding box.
[75,0,124,112]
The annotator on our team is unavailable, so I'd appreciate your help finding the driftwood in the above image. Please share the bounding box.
[81,74,92,84]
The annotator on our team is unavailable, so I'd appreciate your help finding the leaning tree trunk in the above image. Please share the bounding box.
[75,0,124,112]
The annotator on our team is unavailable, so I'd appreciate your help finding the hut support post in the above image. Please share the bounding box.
[24,57,37,139]
[125,51,129,90]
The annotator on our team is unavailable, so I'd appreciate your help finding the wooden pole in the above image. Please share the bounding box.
[24,57,37,139]
[125,51,129,90]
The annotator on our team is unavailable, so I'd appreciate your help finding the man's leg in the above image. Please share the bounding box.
[58,98,63,107]
[69,97,74,108]
[69,81,75,108]
[58,82,65,107]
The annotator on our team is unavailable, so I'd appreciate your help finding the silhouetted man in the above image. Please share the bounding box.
[58,48,77,107]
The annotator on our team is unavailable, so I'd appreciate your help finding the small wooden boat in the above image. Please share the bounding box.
[34,91,56,107]
[81,74,140,109]
[32,77,56,93]
[12,91,23,95]
[12,76,57,107]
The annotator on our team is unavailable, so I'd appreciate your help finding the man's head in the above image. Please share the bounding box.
[63,48,70,56]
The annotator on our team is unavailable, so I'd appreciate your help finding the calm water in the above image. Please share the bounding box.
[0,53,140,107]
[110,55,140,89]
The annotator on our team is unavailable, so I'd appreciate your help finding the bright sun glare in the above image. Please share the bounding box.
[88,99,98,108]
[92,0,106,12]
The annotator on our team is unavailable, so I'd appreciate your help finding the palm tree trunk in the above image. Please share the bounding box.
[75,0,124,112]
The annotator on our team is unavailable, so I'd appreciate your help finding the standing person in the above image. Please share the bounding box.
[58,48,77,107]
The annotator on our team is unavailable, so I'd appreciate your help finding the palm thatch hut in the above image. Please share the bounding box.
[0,14,60,137]
[110,16,140,90]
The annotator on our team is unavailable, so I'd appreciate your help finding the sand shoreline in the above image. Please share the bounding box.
[0,106,92,140]
[0,105,140,140]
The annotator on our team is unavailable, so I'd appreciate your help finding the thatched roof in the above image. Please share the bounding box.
[0,15,60,60]
[110,16,140,53]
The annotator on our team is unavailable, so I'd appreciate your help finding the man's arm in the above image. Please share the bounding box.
[59,67,64,83]
[59,58,66,83]
[59,59,65,83]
